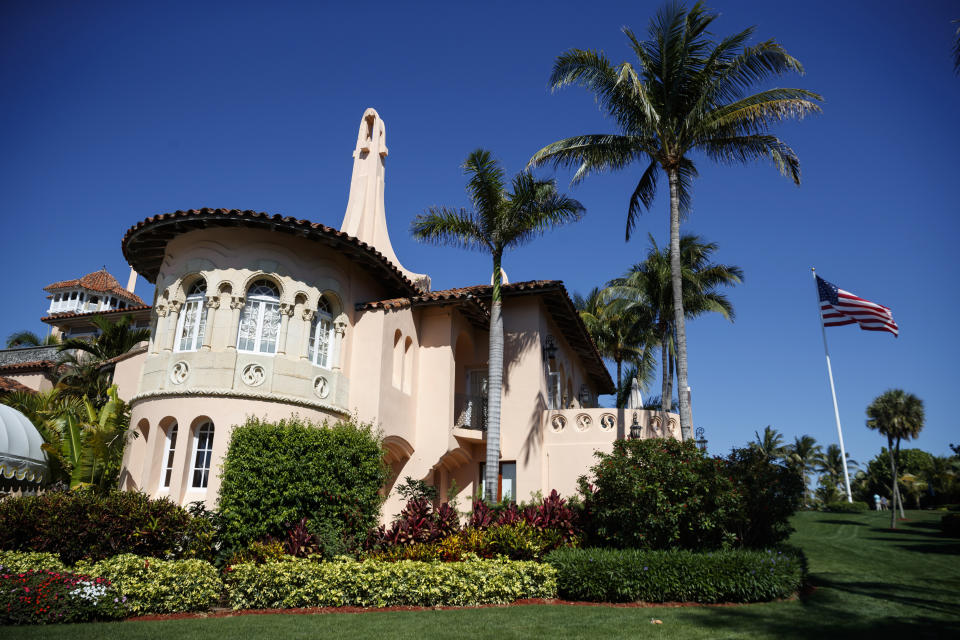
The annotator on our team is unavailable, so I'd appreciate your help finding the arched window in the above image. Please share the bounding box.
[160,422,178,489]
[237,280,280,354]
[175,280,208,352]
[308,297,334,368]
[190,421,214,489]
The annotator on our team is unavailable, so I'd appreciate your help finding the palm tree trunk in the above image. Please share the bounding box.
[894,437,906,519]
[667,168,693,439]
[484,251,504,503]
[660,327,671,411]
[887,435,897,529]
[615,357,623,409]
[668,350,675,408]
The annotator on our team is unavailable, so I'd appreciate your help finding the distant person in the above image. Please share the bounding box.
[874,494,881,511]
[881,496,889,510]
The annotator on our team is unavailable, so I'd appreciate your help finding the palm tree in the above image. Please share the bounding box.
[530,2,821,438]
[57,314,150,403]
[817,443,859,494]
[5,330,60,348]
[574,287,656,403]
[866,389,925,528]
[785,435,824,507]
[753,425,786,460]
[607,234,741,410]
[411,149,584,501]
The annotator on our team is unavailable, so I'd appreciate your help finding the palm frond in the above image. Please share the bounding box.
[699,134,802,184]
[411,207,488,252]
[463,149,505,221]
[529,135,651,183]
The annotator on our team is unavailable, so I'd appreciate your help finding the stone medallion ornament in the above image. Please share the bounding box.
[599,413,616,431]
[241,363,266,387]
[575,413,592,432]
[170,361,189,385]
[313,376,330,399]
[550,414,566,433]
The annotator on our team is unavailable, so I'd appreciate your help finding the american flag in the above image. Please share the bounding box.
[816,275,898,337]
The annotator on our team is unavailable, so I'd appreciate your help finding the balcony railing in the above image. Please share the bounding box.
[454,393,487,431]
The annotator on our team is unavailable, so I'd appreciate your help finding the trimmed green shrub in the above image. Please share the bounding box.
[368,523,567,562]
[75,554,222,615]
[218,416,387,551]
[941,513,960,537]
[0,570,128,625]
[226,556,557,609]
[824,501,869,513]
[546,547,805,603]
[0,489,192,564]
[580,438,740,550]
[726,447,804,547]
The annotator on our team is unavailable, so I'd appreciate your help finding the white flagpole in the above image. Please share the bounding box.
[812,268,853,502]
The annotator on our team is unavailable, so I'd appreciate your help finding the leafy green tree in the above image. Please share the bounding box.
[5,331,61,348]
[865,389,925,528]
[785,435,824,507]
[752,425,786,461]
[609,234,740,410]
[817,443,859,497]
[530,2,820,438]
[412,149,584,501]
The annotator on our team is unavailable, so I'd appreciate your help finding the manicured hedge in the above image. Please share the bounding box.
[545,547,805,603]
[218,416,387,551]
[226,556,557,609]
[3,551,222,616]
[824,501,869,513]
[0,489,194,564]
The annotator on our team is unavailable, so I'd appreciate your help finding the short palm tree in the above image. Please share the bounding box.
[753,425,786,461]
[5,330,60,348]
[866,389,925,528]
[57,314,150,403]
[530,2,821,438]
[817,443,859,494]
[574,287,656,404]
[411,149,584,502]
[785,435,824,507]
[607,233,741,411]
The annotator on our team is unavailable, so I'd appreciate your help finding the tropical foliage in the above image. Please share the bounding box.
[4,330,60,348]
[411,149,584,500]
[865,389,925,528]
[530,1,821,438]
[56,314,150,403]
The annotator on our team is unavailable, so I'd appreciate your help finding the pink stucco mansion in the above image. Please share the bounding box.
[0,109,678,518]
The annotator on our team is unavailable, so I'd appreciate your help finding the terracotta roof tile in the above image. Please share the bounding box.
[41,305,152,322]
[0,360,56,373]
[44,268,146,306]
[0,377,36,393]
[121,208,424,297]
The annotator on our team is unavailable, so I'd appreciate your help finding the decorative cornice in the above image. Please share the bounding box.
[129,387,350,417]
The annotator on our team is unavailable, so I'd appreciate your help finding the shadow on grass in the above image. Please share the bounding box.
[817,519,869,526]
[895,542,960,555]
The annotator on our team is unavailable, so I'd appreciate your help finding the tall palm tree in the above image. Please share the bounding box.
[530,2,821,438]
[411,149,584,502]
[574,287,656,403]
[57,314,150,404]
[866,389,925,528]
[753,425,786,460]
[607,233,741,410]
[58,314,150,362]
[785,435,824,507]
[5,330,60,348]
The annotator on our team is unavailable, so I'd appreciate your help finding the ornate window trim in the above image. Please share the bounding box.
[308,297,335,369]
[236,280,281,354]
[175,280,208,353]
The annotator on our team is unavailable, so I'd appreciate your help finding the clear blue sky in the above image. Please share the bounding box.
[1,0,957,467]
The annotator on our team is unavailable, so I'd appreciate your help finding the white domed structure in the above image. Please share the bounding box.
[0,404,47,491]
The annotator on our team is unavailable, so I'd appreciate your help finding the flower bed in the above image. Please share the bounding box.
[545,547,806,603]
[226,556,557,609]
[0,569,127,625]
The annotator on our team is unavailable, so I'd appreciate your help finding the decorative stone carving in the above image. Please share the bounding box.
[169,361,189,385]
[334,320,347,337]
[599,413,616,431]
[313,376,330,399]
[155,304,169,318]
[204,295,220,310]
[302,309,316,322]
[279,302,295,317]
[575,413,592,432]
[229,296,246,311]
[167,300,183,314]
[650,415,663,436]
[240,363,266,387]
[550,414,566,433]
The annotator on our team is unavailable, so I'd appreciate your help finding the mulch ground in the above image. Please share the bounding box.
[130,597,771,622]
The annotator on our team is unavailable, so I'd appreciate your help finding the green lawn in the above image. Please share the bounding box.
[7,510,959,639]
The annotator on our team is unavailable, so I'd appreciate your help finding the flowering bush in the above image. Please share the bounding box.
[0,569,127,625]
[546,546,806,603]
[226,556,557,609]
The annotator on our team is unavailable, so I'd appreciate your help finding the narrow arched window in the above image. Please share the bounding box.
[308,297,334,368]
[175,281,208,352]
[190,421,214,489]
[237,280,280,354]
[160,422,178,489]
